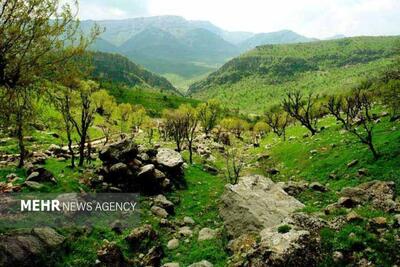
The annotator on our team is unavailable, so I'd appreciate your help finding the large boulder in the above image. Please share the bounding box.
[156,148,183,170]
[219,175,305,238]
[99,139,138,165]
[0,228,65,267]
[340,180,398,212]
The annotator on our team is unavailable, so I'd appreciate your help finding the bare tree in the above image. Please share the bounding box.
[327,90,379,159]
[163,109,186,152]
[282,91,319,135]
[265,112,290,141]
[224,147,244,185]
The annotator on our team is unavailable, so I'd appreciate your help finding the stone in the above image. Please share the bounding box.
[141,246,163,267]
[110,220,123,234]
[358,168,368,176]
[203,164,218,175]
[188,260,214,267]
[340,180,396,212]
[109,163,130,176]
[99,139,138,165]
[26,167,56,183]
[198,228,218,241]
[394,214,400,227]
[0,228,65,267]
[333,251,344,263]
[281,181,308,197]
[347,159,359,168]
[289,212,328,233]
[183,216,195,225]
[125,224,157,251]
[167,238,180,250]
[154,194,174,214]
[151,206,169,218]
[97,241,126,266]
[257,227,321,267]
[156,148,184,169]
[163,263,180,267]
[137,164,155,177]
[337,197,358,208]
[309,182,327,192]
[346,211,363,222]
[267,168,280,175]
[310,149,318,155]
[219,175,305,238]
[369,217,387,228]
[178,226,193,237]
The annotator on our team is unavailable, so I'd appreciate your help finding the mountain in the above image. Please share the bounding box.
[86,51,180,95]
[80,16,323,91]
[239,30,316,51]
[325,34,347,40]
[188,36,400,113]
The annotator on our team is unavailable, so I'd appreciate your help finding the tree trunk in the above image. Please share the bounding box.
[78,131,86,167]
[17,117,25,168]
[67,131,75,168]
[189,141,193,164]
[368,141,379,160]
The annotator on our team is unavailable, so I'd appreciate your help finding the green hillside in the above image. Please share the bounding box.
[188,36,400,113]
[87,51,180,94]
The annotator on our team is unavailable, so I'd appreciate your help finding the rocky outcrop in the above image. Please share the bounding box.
[93,139,185,194]
[0,227,65,267]
[219,175,305,238]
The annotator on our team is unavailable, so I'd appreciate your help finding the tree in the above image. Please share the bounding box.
[92,89,116,145]
[116,103,133,136]
[224,147,244,185]
[265,111,290,141]
[131,105,147,134]
[163,109,186,152]
[180,105,198,164]
[142,117,156,145]
[0,0,99,167]
[70,80,99,166]
[381,80,400,121]
[327,89,379,159]
[252,121,270,146]
[197,99,221,136]
[220,117,249,139]
[282,91,319,135]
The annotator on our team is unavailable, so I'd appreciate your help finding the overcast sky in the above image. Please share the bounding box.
[77,0,400,38]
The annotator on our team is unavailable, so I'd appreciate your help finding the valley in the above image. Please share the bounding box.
[0,1,399,267]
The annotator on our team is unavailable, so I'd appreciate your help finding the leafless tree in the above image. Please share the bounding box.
[265,112,290,141]
[327,89,379,159]
[224,147,244,185]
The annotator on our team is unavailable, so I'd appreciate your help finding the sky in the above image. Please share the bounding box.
[77,0,400,38]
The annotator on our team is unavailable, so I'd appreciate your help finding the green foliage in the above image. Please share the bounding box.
[189,36,400,113]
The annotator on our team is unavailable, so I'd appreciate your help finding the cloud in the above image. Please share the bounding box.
[76,0,400,38]
[78,0,149,20]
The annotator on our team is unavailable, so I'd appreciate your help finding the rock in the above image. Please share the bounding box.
[167,238,180,250]
[340,180,396,212]
[188,260,214,267]
[267,168,280,175]
[289,213,328,233]
[337,196,359,208]
[310,150,318,155]
[138,153,150,162]
[346,211,363,222]
[141,246,163,267]
[109,163,130,176]
[256,227,321,267]
[357,168,368,176]
[281,181,309,197]
[163,263,180,267]
[332,251,344,263]
[24,181,44,190]
[0,228,65,267]
[178,226,193,237]
[369,217,387,228]
[219,175,305,238]
[97,240,126,266]
[203,164,218,175]
[26,167,56,183]
[183,216,195,225]
[110,220,123,234]
[347,159,359,168]
[198,228,218,241]
[125,224,157,251]
[154,169,166,179]
[154,195,174,214]
[137,164,155,177]
[151,206,169,218]
[156,148,183,169]
[309,182,327,192]
[99,139,138,165]
[394,214,400,227]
